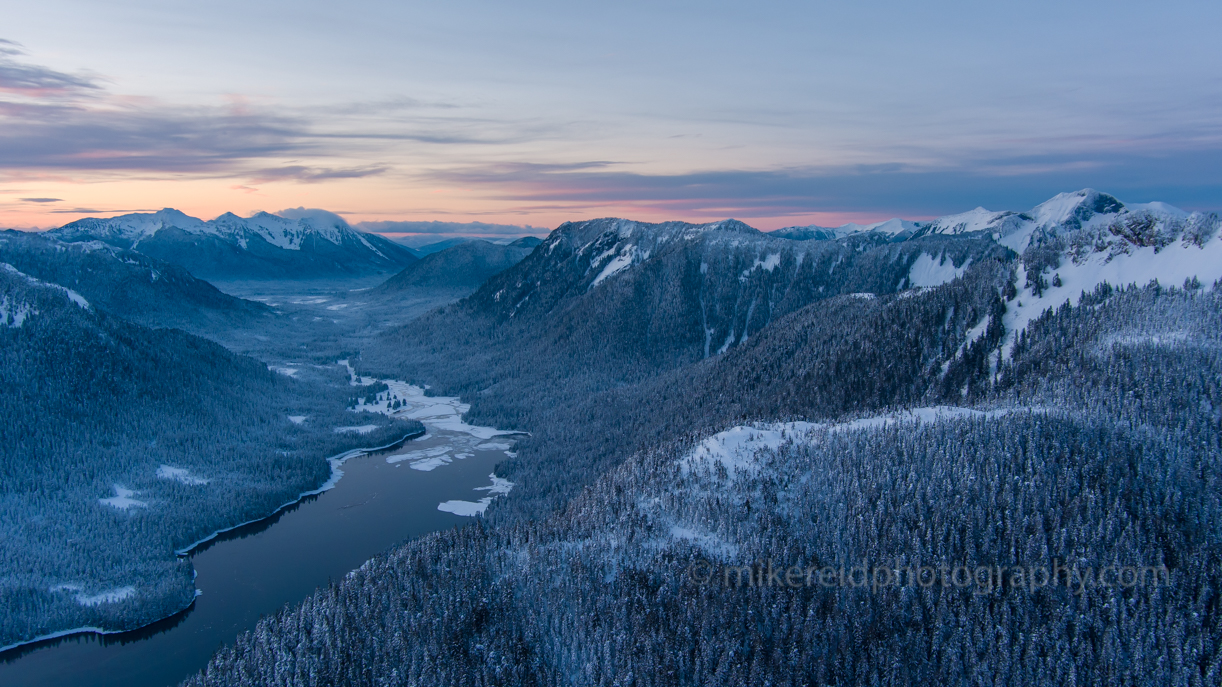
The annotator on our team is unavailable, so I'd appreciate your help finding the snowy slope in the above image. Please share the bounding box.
[1002,208,1222,356]
[0,260,96,330]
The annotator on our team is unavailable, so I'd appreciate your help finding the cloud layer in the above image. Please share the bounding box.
[358,220,545,238]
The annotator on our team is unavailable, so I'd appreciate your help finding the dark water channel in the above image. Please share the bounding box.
[0,432,510,687]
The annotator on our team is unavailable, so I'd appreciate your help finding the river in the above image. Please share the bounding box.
[0,379,518,687]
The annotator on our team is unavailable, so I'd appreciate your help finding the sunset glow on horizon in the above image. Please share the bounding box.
[3,0,1220,236]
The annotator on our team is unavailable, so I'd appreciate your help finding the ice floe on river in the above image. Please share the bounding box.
[437,474,515,516]
[339,360,521,508]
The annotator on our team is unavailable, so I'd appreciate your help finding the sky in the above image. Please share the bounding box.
[1,0,1220,236]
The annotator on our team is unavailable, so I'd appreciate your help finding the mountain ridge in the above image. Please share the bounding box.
[47,208,417,280]
[0,230,269,332]
[376,237,541,291]
[769,188,1206,252]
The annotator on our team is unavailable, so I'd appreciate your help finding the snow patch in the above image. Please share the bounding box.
[74,586,136,607]
[287,415,308,425]
[99,485,147,510]
[754,253,781,272]
[681,424,818,478]
[334,424,380,434]
[156,465,209,485]
[271,366,299,377]
[683,407,1032,479]
[0,295,35,328]
[908,253,970,288]
[668,525,739,559]
[592,246,636,287]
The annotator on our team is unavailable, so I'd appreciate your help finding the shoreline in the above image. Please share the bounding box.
[173,429,423,556]
[0,429,423,658]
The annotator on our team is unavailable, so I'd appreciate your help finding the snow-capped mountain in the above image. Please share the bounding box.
[47,208,417,280]
[453,216,1004,368]
[440,189,1218,370]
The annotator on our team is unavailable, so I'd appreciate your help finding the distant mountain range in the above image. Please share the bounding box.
[402,237,474,257]
[47,208,417,280]
[36,190,1209,288]
[770,188,1169,251]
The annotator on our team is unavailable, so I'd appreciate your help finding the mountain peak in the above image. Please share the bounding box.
[1031,189,1124,227]
[274,207,352,229]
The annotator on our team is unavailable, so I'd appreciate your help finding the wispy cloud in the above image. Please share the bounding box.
[20,197,62,203]
[0,100,311,173]
[248,165,390,183]
[0,41,536,181]
[0,39,99,95]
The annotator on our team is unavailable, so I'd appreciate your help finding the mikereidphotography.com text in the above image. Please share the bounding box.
[685,558,1171,596]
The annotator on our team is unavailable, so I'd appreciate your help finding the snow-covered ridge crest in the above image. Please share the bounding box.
[49,207,376,252]
[556,217,765,289]
[560,217,761,255]
[681,407,1032,480]
[769,189,1138,252]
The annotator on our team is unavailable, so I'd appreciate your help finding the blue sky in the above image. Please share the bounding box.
[1,0,1219,232]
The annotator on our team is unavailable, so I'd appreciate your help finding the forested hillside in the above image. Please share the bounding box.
[188,191,1222,685]
[364,217,1009,516]
[0,263,422,649]
[188,273,1222,687]
[0,230,269,334]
